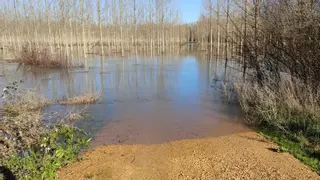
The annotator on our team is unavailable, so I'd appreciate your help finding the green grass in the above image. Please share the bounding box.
[259,129,320,174]
[1,126,90,180]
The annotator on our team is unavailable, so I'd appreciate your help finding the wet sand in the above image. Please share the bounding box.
[58,132,319,180]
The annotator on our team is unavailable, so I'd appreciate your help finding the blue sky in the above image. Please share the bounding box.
[178,0,202,23]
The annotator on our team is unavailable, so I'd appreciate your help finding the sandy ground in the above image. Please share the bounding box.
[58,132,319,180]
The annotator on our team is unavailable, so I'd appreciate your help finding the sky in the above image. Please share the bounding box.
[178,0,202,23]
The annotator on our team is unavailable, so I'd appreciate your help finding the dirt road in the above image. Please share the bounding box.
[58,132,319,180]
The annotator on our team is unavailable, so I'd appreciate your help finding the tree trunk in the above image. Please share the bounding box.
[225,0,230,70]
[80,0,87,70]
[216,0,220,60]
[98,0,104,56]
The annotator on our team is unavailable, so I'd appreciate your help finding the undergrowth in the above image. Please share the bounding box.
[0,81,50,159]
[2,126,90,180]
[0,81,91,180]
[18,47,83,68]
[236,79,320,173]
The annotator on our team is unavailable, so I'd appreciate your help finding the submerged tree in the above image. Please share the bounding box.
[0,0,187,59]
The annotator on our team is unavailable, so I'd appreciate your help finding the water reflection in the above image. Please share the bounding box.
[0,53,248,145]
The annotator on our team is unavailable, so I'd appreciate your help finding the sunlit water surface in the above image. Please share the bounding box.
[0,53,250,146]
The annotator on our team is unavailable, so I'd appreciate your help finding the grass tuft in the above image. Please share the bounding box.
[57,92,101,105]
[2,90,50,116]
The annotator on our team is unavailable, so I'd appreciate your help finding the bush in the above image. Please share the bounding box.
[235,78,320,172]
[2,126,90,180]
[18,47,83,68]
[235,2,320,170]
[0,81,90,179]
[0,82,50,159]
[236,78,320,142]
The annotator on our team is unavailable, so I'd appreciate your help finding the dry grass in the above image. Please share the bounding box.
[2,90,50,116]
[60,106,89,123]
[0,83,95,180]
[235,78,320,147]
[235,79,320,123]
[57,92,101,105]
[0,87,97,160]
[18,47,83,68]
[0,89,50,159]
[220,80,234,102]
[67,113,85,122]
[235,78,320,172]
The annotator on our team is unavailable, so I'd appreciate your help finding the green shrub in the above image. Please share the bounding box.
[2,125,90,180]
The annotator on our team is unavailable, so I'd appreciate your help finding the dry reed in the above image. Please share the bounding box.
[235,77,320,147]
[57,92,101,105]
[18,47,83,68]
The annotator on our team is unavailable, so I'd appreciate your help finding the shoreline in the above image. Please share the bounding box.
[58,132,319,180]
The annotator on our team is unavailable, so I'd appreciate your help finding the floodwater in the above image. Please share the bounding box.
[0,53,250,146]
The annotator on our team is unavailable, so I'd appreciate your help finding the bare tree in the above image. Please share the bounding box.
[80,0,87,70]
[216,0,220,60]
[97,0,104,56]
[0,0,191,59]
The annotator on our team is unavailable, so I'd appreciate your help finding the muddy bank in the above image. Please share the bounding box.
[58,132,319,180]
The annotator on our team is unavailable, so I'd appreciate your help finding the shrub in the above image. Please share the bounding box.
[0,81,91,179]
[18,47,83,68]
[0,82,50,159]
[235,78,320,172]
[2,126,90,180]
[236,78,320,143]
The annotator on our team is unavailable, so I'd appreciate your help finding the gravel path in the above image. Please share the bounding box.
[58,132,319,180]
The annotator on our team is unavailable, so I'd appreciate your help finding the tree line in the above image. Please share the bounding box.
[0,0,191,59]
[1,0,319,82]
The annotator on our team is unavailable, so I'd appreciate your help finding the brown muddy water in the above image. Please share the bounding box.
[0,53,250,147]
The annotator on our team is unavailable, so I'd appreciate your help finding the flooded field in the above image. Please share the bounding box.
[0,53,250,146]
